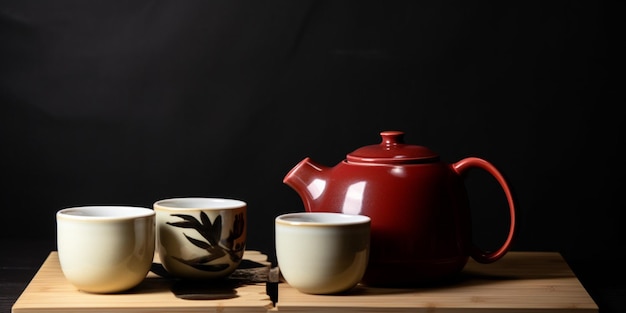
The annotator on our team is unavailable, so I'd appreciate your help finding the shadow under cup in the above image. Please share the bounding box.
[154,197,247,280]
[275,212,371,295]
[56,206,156,294]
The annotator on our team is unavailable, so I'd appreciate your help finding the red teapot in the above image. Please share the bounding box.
[283,130,516,286]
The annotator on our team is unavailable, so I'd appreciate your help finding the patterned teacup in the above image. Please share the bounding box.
[154,197,247,280]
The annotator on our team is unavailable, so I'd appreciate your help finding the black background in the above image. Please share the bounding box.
[1,0,623,269]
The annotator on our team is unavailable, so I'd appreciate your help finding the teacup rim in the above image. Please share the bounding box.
[276,212,370,226]
[57,206,154,221]
[153,197,246,210]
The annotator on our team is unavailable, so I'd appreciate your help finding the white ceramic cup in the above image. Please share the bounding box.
[56,206,155,293]
[275,212,371,294]
[154,197,247,280]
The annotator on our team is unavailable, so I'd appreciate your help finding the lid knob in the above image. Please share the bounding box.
[380,130,405,148]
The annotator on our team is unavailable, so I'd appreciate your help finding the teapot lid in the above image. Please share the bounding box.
[346,131,439,164]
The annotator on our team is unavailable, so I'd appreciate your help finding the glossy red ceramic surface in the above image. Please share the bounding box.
[283,131,516,286]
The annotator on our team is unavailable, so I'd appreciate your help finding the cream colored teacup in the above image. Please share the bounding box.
[154,197,247,280]
[56,206,155,293]
[275,212,371,294]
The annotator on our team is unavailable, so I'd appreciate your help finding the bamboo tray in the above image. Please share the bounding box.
[12,251,598,312]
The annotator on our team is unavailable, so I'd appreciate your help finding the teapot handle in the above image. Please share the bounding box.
[453,157,517,264]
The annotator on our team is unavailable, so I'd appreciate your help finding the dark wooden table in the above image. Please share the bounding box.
[2,239,625,313]
[1,240,53,313]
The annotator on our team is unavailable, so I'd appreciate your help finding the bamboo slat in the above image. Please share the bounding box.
[11,251,273,313]
[276,251,598,313]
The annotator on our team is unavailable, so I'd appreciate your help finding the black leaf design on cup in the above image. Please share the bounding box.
[225,213,245,262]
[167,212,246,272]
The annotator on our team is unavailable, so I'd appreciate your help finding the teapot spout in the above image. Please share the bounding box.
[283,157,331,212]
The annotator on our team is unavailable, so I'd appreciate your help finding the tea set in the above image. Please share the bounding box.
[56,130,516,295]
